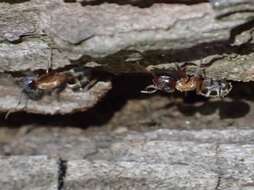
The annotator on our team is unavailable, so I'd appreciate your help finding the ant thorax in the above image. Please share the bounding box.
[175,77,200,92]
[35,72,70,92]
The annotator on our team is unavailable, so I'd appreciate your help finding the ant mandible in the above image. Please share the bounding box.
[141,63,232,98]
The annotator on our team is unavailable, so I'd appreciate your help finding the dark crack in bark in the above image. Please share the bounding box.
[1,0,30,4]
[215,175,222,190]
[58,159,67,190]
[78,0,208,8]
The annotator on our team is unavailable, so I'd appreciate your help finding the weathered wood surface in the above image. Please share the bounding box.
[0,91,252,189]
[0,0,254,113]
[0,0,253,71]
[0,156,58,190]
[0,74,111,115]
[0,1,254,189]
[2,127,254,190]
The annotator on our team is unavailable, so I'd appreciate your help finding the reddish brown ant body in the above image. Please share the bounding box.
[141,64,232,98]
[4,48,98,118]
[19,67,97,101]
[20,71,75,100]
[4,68,97,119]
[19,48,96,100]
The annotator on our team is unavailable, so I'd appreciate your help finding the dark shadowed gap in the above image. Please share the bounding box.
[229,19,254,45]
[63,0,208,8]
[176,82,253,119]
[1,0,30,3]
[177,93,250,119]
[58,159,67,190]
[1,77,253,128]
[93,42,254,70]
[0,74,152,128]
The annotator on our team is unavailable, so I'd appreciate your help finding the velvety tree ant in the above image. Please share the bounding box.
[16,48,92,101]
[5,49,97,118]
[141,63,232,98]
[5,68,97,119]
[18,66,97,100]
[19,72,74,100]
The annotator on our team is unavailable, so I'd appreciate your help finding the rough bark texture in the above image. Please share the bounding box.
[0,0,254,113]
[0,156,58,190]
[1,0,254,189]
[2,125,254,190]
[0,73,111,115]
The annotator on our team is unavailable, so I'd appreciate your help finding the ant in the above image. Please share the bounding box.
[18,71,74,100]
[18,67,97,100]
[141,63,232,98]
[16,48,96,101]
[5,50,97,118]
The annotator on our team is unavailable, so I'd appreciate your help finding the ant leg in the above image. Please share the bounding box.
[46,48,53,73]
[67,80,82,91]
[195,79,203,96]
[4,92,24,119]
[219,80,232,98]
[200,55,227,68]
[192,60,206,78]
[169,63,185,81]
[173,63,192,79]
[66,68,98,91]
[54,85,66,102]
[56,93,61,102]
[83,79,98,91]
[141,85,159,94]
[23,95,29,110]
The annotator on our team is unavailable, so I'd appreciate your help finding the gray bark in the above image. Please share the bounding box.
[0,0,254,113]
[1,1,254,189]
[2,127,254,189]
[0,156,58,190]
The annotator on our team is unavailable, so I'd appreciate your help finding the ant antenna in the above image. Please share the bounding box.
[47,48,53,73]
[141,84,158,94]
[200,56,226,68]
[83,79,98,91]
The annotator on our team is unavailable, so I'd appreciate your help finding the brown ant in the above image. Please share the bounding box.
[20,67,98,100]
[4,68,97,119]
[141,63,232,98]
[19,71,79,100]
[4,49,97,118]
[17,47,95,101]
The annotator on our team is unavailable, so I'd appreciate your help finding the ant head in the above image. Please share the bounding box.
[22,76,36,88]
[153,75,175,93]
[19,76,36,89]
[18,75,43,100]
